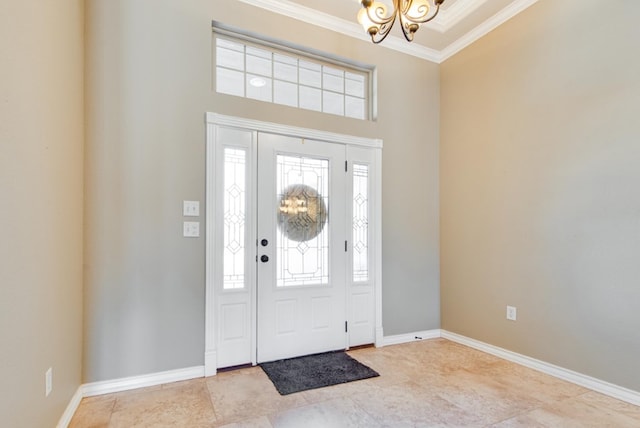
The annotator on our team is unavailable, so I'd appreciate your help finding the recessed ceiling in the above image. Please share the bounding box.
[238,0,539,63]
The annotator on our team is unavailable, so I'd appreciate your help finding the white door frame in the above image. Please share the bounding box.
[204,112,383,376]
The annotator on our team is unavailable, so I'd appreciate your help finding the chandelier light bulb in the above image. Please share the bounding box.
[358,0,445,44]
[357,7,378,35]
[406,0,430,19]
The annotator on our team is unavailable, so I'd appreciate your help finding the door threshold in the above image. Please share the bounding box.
[348,343,376,351]
[216,363,254,373]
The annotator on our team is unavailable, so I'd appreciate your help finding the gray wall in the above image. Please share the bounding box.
[441,1,640,391]
[84,0,440,382]
[0,0,84,426]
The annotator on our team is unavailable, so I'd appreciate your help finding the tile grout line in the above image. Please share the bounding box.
[204,380,220,426]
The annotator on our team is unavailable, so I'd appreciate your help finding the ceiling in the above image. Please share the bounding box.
[238,0,539,63]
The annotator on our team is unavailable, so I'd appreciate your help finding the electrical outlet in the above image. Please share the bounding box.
[45,367,52,397]
[506,306,517,321]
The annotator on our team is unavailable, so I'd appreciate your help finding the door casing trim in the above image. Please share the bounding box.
[205,113,383,376]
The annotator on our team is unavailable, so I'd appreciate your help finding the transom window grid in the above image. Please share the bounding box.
[215,36,370,121]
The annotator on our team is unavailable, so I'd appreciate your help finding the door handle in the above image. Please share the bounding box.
[261,239,268,247]
[260,255,269,263]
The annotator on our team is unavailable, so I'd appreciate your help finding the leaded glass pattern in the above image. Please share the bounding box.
[276,155,330,287]
[215,36,369,120]
[223,148,246,290]
[352,163,369,283]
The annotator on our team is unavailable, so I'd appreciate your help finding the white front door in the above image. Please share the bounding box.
[205,115,381,375]
[256,133,347,363]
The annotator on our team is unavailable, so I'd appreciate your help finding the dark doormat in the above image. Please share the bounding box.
[260,351,379,395]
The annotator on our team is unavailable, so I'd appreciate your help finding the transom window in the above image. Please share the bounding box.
[214,27,373,121]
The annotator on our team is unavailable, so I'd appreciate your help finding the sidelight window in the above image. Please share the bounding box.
[223,148,247,290]
[352,163,369,283]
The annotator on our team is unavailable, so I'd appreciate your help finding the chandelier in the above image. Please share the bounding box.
[357,0,445,44]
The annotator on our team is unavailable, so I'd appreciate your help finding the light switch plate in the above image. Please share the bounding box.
[183,200,200,217]
[183,221,200,237]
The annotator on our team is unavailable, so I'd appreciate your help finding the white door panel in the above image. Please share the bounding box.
[257,133,347,363]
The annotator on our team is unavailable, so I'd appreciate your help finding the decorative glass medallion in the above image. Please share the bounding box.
[277,184,327,242]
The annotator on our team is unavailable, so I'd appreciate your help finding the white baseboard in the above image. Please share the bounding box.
[82,365,205,397]
[57,366,205,427]
[381,329,442,347]
[56,386,83,428]
[59,331,640,426]
[441,330,640,407]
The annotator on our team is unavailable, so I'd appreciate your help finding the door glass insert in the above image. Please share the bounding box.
[352,163,369,283]
[276,154,330,287]
[223,148,246,290]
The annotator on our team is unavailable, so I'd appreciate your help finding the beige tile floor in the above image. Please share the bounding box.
[69,339,640,427]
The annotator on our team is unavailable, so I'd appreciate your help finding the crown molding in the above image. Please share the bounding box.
[431,0,490,33]
[440,0,539,61]
[236,0,539,64]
